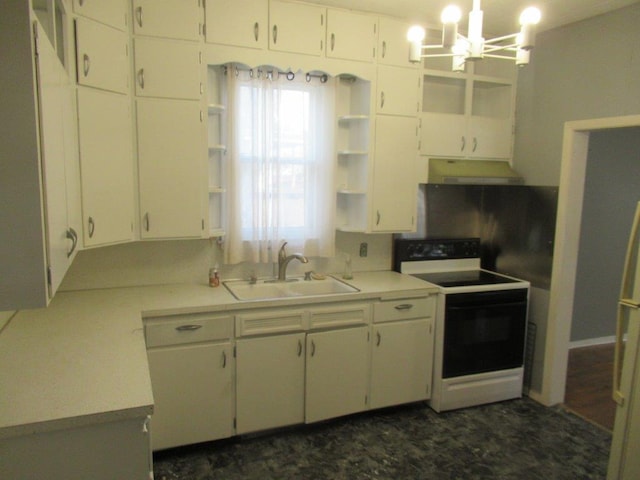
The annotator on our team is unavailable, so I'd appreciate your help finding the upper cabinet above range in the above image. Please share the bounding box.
[132,0,203,41]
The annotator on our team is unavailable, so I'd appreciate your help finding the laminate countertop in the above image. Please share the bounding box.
[0,271,435,440]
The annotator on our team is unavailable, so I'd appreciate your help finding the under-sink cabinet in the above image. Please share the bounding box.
[145,313,234,451]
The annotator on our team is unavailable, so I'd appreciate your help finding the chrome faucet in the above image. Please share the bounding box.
[277,241,308,282]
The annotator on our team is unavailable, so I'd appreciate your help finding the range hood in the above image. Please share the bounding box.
[426,158,524,185]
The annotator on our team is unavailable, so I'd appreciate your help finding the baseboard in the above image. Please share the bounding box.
[569,336,616,349]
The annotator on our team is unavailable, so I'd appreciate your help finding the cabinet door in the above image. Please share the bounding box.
[134,38,201,100]
[75,17,128,94]
[77,87,134,247]
[205,0,267,49]
[305,326,369,423]
[269,0,324,56]
[73,0,127,30]
[371,116,418,233]
[35,23,79,298]
[236,333,305,434]
[147,342,233,450]
[132,0,201,41]
[371,318,433,409]
[378,17,414,67]
[467,116,513,159]
[137,98,206,239]
[326,9,376,62]
[376,65,420,116]
[420,112,468,156]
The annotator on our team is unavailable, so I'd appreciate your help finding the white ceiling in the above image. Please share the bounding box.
[306,0,639,35]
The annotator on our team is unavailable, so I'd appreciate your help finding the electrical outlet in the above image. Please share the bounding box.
[359,242,368,257]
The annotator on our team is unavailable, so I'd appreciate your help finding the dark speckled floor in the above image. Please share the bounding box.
[153,398,611,480]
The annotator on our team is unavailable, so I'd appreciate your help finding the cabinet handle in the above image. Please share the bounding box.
[88,216,95,238]
[254,22,259,42]
[138,68,145,89]
[461,136,466,152]
[222,350,227,368]
[135,6,143,27]
[82,54,90,77]
[175,324,203,331]
[143,212,150,232]
[310,340,316,357]
[395,303,414,311]
[380,91,385,109]
[376,331,381,346]
[472,137,478,152]
[66,227,78,258]
[382,40,387,58]
[376,210,381,226]
[297,339,303,357]
[330,32,335,51]
[272,25,278,44]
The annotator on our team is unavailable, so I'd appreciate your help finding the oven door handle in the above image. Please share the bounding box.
[447,301,527,311]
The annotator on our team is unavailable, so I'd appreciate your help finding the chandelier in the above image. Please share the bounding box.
[407,0,541,71]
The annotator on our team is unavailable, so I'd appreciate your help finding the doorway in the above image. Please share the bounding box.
[539,114,640,407]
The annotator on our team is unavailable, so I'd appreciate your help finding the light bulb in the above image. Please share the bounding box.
[441,5,462,24]
[520,7,541,26]
[407,25,426,42]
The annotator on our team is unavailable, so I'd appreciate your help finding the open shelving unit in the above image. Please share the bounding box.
[206,65,227,238]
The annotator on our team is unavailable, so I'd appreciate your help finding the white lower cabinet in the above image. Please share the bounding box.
[371,296,436,409]
[0,416,152,480]
[145,314,234,450]
[236,332,305,434]
[305,325,370,423]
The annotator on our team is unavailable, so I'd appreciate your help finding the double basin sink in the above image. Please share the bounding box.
[223,276,359,301]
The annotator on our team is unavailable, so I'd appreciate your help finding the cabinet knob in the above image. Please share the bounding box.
[254,22,259,42]
[66,228,78,258]
[143,212,150,232]
[330,33,335,51]
[310,340,316,357]
[376,331,381,346]
[82,54,90,77]
[88,216,95,238]
[138,68,145,89]
[135,6,143,28]
[380,91,385,109]
[297,339,303,357]
[382,40,387,58]
[272,25,278,44]
[472,137,478,152]
[376,210,381,225]
[461,136,466,152]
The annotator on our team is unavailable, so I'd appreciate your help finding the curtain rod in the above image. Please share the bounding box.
[222,64,328,83]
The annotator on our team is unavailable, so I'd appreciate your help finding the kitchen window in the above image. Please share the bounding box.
[225,66,336,264]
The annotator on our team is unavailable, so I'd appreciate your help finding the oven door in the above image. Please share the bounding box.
[443,288,528,378]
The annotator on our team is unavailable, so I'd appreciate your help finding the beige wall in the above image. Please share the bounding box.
[513,4,640,186]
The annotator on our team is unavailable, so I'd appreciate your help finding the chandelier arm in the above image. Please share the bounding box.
[483,42,519,53]
[484,32,519,45]
[483,53,517,60]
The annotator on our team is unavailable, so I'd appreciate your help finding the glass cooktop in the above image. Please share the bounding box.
[411,270,521,288]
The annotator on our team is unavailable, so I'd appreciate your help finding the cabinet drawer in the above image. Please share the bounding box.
[308,303,370,330]
[145,313,233,347]
[373,296,435,323]
[236,309,306,337]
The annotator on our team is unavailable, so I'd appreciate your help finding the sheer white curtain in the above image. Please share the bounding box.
[225,66,336,265]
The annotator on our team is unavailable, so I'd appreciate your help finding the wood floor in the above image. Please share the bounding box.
[564,343,617,431]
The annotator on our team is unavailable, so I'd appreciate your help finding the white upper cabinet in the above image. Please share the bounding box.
[133,38,201,100]
[137,98,206,239]
[77,87,135,247]
[73,0,127,31]
[377,17,414,67]
[132,0,202,41]
[371,115,418,233]
[75,17,128,94]
[376,65,420,116]
[205,0,268,49]
[269,0,325,56]
[326,9,377,62]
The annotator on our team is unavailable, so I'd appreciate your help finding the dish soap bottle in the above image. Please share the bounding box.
[209,265,220,287]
